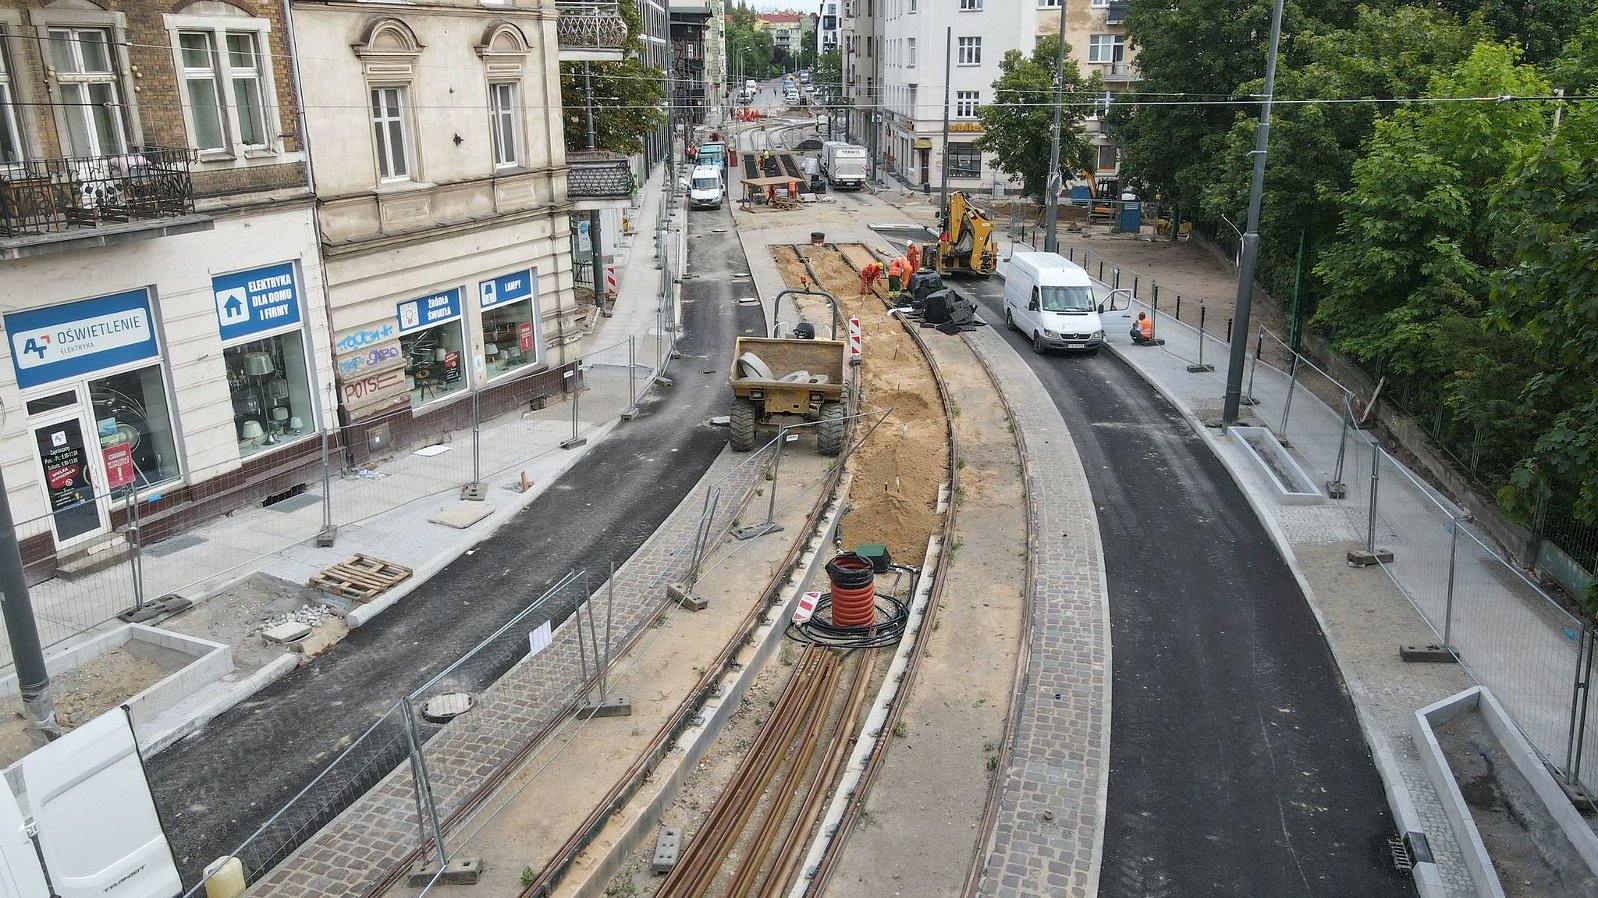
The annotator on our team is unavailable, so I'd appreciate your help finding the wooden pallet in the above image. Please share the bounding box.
[308,554,413,602]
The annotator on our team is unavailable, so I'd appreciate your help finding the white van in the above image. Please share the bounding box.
[688,164,724,209]
[1003,251,1129,353]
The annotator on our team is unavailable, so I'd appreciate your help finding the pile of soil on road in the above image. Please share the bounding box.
[770,244,948,566]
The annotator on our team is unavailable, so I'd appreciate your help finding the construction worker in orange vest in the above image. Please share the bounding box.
[860,261,884,296]
[905,241,922,276]
[886,256,910,298]
[1131,311,1155,344]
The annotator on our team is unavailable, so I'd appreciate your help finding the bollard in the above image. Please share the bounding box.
[1226,317,1233,343]
[1098,260,1104,282]
[1113,267,1121,290]
[1176,294,1182,321]
[1132,275,1139,299]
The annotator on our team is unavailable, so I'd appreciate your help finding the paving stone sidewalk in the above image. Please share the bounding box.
[961,325,1111,898]
[240,442,778,898]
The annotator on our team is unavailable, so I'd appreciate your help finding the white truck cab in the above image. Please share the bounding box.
[1003,251,1129,353]
[688,164,724,209]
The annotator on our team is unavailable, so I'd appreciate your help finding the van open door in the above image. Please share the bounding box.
[22,710,181,898]
[0,779,48,898]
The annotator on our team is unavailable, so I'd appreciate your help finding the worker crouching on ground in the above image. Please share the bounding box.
[860,261,884,297]
[886,256,910,298]
[1131,312,1155,344]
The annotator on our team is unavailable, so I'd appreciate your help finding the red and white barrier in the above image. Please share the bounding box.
[605,265,618,298]
[847,317,862,361]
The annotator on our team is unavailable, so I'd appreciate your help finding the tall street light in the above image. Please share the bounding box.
[1043,0,1069,254]
[1222,0,1286,426]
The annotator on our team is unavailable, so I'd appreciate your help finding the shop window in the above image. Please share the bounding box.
[481,301,536,376]
[401,321,467,404]
[89,365,179,488]
[224,334,313,457]
[947,142,981,179]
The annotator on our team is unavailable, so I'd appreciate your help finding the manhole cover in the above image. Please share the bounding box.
[423,692,474,722]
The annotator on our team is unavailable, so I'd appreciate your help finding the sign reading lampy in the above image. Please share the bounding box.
[5,289,160,389]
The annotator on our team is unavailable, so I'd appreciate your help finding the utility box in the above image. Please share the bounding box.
[1118,193,1142,233]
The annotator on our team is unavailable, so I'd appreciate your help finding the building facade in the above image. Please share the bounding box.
[0,0,334,577]
[670,0,725,125]
[854,0,1134,193]
[288,1,579,450]
[817,0,838,55]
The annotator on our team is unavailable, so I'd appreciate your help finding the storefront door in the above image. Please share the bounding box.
[31,410,109,547]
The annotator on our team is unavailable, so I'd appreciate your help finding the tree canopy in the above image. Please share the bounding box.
[559,2,664,154]
[976,36,1100,201]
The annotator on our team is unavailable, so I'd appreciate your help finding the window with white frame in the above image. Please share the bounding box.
[1096,143,1118,171]
[371,86,413,181]
[1088,34,1125,64]
[955,90,978,118]
[46,27,127,157]
[957,36,981,65]
[1091,0,1109,6]
[170,17,272,157]
[1039,0,1061,6]
[907,37,916,66]
[0,28,24,164]
[488,82,520,168]
[959,0,983,8]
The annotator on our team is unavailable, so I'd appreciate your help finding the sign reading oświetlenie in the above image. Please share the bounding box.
[6,289,159,390]
[212,262,302,342]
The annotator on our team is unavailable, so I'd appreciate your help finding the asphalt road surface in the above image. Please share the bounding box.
[958,278,1416,898]
[149,200,762,883]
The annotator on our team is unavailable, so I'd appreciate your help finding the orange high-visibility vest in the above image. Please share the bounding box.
[1138,317,1154,339]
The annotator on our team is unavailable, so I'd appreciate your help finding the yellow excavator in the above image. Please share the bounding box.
[923,192,998,277]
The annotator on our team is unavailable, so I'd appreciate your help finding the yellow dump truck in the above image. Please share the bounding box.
[728,336,848,455]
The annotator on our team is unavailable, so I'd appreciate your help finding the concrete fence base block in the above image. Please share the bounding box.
[316,526,338,548]
[406,856,482,886]
[460,483,489,502]
[577,695,633,719]
[666,582,708,611]
[1399,644,1459,664]
[1347,548,1395,566]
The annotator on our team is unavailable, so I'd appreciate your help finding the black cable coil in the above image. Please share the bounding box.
[786,591,910,649]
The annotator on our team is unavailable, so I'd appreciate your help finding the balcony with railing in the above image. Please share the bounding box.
[0,146,211,259]
[555,1,629,61]
[566,149,633,209]
[1100,61,1141,83]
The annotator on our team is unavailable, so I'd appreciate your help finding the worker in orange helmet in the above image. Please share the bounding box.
[1131,311,1155,344]
[859,261,884,297]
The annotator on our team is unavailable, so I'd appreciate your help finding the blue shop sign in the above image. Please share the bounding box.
[213,262,302,342]
[479,269,535,310]
[6,289,160,390]
[397,288,462,334]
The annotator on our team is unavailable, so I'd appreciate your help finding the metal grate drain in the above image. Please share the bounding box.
[1387,834,1413,872]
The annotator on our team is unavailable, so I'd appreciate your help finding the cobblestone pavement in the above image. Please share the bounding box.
[246,443,776,898]
[962,324,1111,898]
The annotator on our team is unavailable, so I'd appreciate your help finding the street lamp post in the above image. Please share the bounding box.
[1043,0,1069,254]
[1221,0,1286,426]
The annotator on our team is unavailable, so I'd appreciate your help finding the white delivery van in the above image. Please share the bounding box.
[688,164,724,209]
[1003,251,1130,353]
[820,141,869,189]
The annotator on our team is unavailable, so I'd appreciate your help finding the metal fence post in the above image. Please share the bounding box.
[1443,516,1460,651]
[1566,622,1594,788]
[628,336,637,409]
[462,389,486,501]
[562,362,587,449]
[1278,353,1301,436]
[318,429,337,547]
[125,483,144,615]
[1366,442,1381,556]
[1327,393,1353,499]
[1188,305,1214,373]
[1244,325,1263,405]
[401,698,447,866]
[734,433,786,540]
[687,491,720,593]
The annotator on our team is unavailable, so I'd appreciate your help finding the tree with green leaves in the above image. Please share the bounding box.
[1311,42,1552,437]
[560,2,664,154]
[1439,0,1596,64]
[976,36,1100,202]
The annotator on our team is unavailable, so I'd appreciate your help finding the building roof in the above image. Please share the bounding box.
[759,12,801,24]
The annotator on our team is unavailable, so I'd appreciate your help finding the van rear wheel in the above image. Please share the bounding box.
[1005,308,1017,332]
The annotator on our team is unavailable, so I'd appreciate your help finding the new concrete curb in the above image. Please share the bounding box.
[142,652,298,757]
